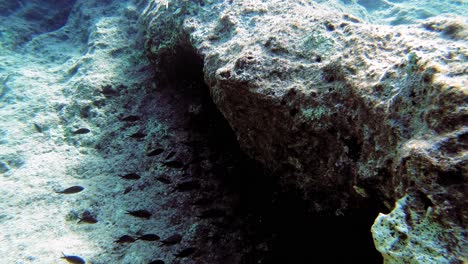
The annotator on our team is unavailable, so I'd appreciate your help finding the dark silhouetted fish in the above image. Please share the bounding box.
[197,209,226,219]
[162,160,184,168]
[174,247,197,258]
[72,128,90,134]
[156,176,171,184]
[33,123,43,133]
[173,180,200,192]
[77,210,97,224]
[165,151,176,160]
[56,186,84,194]
[159,233,182,246]
[101,85,118,96]
[130,132,146,139]
[120,173,141,180]
[123,186,132,194]
[125,210,152,219]
[137,234,160,241]
[146,148,164,156]
[61,253,85,264]
[121,115,141,122]
[148,260,165,264]
[115,235,136,243]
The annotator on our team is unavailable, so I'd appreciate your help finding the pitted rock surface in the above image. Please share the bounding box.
[144,0,467,262]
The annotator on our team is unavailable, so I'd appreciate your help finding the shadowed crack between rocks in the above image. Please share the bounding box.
[145,43,385,263]
[63,33,385,264]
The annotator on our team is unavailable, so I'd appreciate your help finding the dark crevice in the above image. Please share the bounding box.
[437,168,463,186]
[153,45,383,263]
[344,135,362,161]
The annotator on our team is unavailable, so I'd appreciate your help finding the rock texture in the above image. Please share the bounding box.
[144,0,467,262]
[373,195,466,264]
[331,0,468,26]
[0,0,76,51]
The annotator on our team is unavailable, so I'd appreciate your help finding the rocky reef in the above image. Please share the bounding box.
[1,0,466,263]
[144,0,467,262]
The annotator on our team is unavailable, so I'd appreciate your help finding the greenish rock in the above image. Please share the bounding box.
[372,195,466,264]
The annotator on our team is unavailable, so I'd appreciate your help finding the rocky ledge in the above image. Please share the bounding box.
[143,0,467,263]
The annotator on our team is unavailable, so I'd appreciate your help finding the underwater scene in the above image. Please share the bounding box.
[0,0,466,263]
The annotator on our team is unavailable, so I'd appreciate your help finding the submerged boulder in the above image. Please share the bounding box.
[143,0,466,262]
[373,195,466,264]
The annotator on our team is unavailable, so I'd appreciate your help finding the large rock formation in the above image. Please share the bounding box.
[143,0,467,262]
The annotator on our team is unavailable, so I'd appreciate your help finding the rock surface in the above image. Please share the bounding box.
[144,0,467,262]
[5,1,377,263]
[1,0,466,263]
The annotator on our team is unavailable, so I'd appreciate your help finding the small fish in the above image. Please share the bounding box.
[120,173,141,180]
[173,180,200,192]
[121,115,140,122]
[148,260,165,264]
[162,160,184,168]
[137,234,160,241]
[77,210,97,224]
[61,252,85,264]
[72,128,90,134]
[123,186,132,194]
[130,132,146,139]
[197,209,226,219]
[56,186,84,194]
[174,247,197,258]
[159,233,182,246]
[146,148,164,157]
[33,123,43,133]
[115,235,136,243]
[125,210,152,219]
[156,176,171,184]
[165,151,176,160]
[100,85,118,96]
[78,215,97,224]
